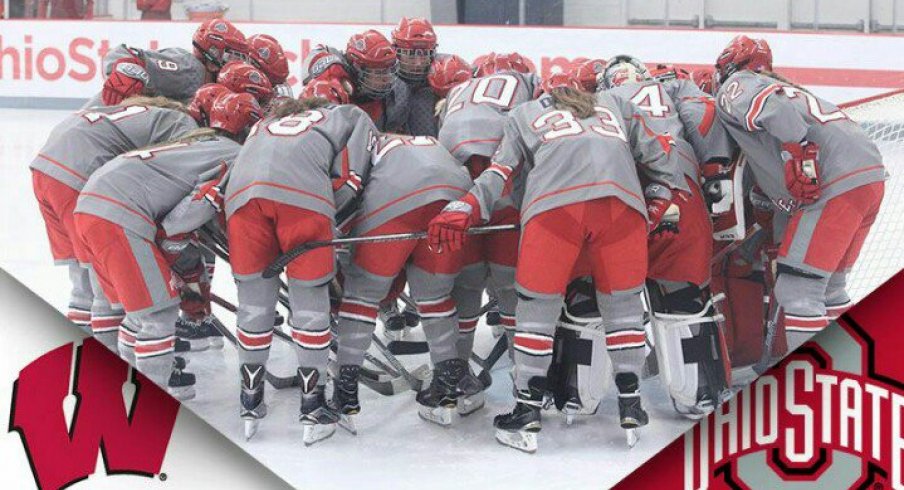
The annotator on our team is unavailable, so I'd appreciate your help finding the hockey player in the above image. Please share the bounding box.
[225,88,378,444]
[217,61,275,106]
[333,134,476,429]
[87,19,248,108]
[247,34,292,97]
[31,97,198,349]
[602,56,731,418]
[432,52,539,362]
[391,16,445,136]
[71,93,261,401]
[302,29,407,131]
[428,73,687,452]
[714,35,886,356]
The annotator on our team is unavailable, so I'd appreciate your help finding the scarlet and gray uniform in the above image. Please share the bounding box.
[436,71,540,352]
[660,78,734,166]
[716,70,886,348]
[336,136,473,368]
[73,135,239,384]
[464,93,685,390]
[30,105,197,343]
[301,45,408,132]
[605,80,713,288]
[83,46,206,109]
[225,104,377,382]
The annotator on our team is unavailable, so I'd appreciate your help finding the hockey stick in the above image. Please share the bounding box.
[370,334,428,391]
[201,313,300,390]
[474,334,508,388]
[262,224,520,279]
[709,223,762,266]
[753,253,780,375]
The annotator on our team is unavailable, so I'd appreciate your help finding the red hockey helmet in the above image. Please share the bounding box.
[474,52,532,77]
[210,92,262,136]
[217,61,274,104]
[569,58,607,93]
[690,67,716,95]
[189,83,232,126]
[392,17,438,83]
[192,19,249,72]
[247,34,290,85]
[602,55,650,88]
[427,55,471,97]
[346,29,398,99]
[715,35,772,82]
[301,78,351,104]
[541,72,581,93]
[650,63,690,83]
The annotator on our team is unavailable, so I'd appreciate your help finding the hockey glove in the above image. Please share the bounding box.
[102,58,150,106]
[781,141,821,204]
[701,160,732,214]
[427,194,481,253]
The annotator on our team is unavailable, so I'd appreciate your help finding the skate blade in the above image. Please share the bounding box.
[563,401,583,426]
[626,428,639,448]
[302,423,337,446]
[418,405,453,426]
[338,414,357,435]
[168,385,195,401]
[495,429,538,453]
[457,392,485,417]
[244,418,260,441]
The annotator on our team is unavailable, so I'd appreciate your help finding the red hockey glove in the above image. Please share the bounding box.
[427,194,481,253]
[646,197,680,240]
[102,58,149,106]
[781,141,821,204]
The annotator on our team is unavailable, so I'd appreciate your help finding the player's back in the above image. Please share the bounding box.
[605,79,700,178]
[504,93,646,223]
[661,78,734,165]
[30,105,198,191]
[437,71,539,163]
[226,103,377,219]
[355,135,472,234]
[716,71,885,207]
[77,134,240,240]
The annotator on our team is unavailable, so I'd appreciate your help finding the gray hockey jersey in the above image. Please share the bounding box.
[352,135,473,235]
[437,71,540,163]
[605,80,701,180]
[467,93,687,226]
[225,104,378,222]
[661,78,735,165]
[83,46,206,108]
[75,135,240,241]
[29,105,198,191]
[716,71,886,212]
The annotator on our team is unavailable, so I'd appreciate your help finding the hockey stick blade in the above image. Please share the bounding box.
[386,340,430,355]
[262,224,519,279]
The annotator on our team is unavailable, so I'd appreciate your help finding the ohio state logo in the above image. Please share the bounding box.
[684,317,902,489]
[8,338,180,489]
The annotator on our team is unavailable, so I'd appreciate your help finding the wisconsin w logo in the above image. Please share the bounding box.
[8,338,180,489]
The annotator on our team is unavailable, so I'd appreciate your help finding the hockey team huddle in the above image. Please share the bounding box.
[29,17,888,453]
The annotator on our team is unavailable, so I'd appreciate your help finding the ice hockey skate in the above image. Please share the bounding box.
[494,388,544,453]
[175,316,210,352]
[240,363,267,440]
[616,373,648,448]
[330,365,361,435]
[456,369,486,416]
[167,356,196,401]
[199,316,225,349]
[298,367,338,446]
[416,358,467,426]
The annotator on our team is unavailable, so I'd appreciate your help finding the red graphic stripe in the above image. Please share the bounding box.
[745,83,782,131]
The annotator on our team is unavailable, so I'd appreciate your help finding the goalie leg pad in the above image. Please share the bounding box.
[648,285,729,410]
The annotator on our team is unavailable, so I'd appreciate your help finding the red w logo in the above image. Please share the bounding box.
[8,338,180,489]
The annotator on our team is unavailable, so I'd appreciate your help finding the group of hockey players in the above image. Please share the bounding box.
[30,17,887,453]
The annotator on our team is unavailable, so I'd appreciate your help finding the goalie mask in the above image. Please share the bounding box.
[602,55,650,89]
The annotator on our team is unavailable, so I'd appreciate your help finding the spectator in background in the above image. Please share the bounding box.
[28,0,94,18]
[138,0,172,20]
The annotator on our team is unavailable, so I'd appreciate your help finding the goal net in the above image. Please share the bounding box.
[841,89,904,303]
